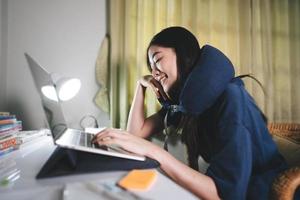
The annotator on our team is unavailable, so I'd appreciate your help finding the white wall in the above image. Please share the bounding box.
[2,0,109,130]
[0,0,8,110]
[0,1,3,109]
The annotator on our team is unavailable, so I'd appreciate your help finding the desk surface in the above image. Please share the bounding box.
[0,135,198,200]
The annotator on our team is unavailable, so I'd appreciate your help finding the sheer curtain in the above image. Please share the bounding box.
[105,0,300,128]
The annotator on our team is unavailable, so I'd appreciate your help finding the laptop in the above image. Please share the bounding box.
[24,53,145,161]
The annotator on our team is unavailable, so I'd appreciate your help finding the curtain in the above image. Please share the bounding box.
[105,0,300,128]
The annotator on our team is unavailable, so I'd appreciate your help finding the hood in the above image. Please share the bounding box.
[167,45,235,116]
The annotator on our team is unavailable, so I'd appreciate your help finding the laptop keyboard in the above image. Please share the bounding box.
[78,132,95,148]
[56,129,145,160]
[74,131,129,154]
[66,130,138,157]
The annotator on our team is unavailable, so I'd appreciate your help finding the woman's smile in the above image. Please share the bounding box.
[148,45,178,93]
[156,73,167,84]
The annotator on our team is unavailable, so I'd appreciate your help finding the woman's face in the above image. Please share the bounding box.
[148,45,178,93]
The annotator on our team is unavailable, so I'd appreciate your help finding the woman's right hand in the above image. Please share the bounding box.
[138,75,169,102]
[127,75,166,137]
[92,128,163,159]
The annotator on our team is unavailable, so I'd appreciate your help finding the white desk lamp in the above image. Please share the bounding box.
[41,76,81,102]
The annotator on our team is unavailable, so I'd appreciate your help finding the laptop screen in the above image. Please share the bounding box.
[25,53,67,141]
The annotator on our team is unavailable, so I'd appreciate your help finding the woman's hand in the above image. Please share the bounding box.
[91,128,161,158]
[138,75,170,102]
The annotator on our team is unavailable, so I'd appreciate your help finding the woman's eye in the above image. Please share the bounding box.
[154,57,162,64]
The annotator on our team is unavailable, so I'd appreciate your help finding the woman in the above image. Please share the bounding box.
[92,27,288,199]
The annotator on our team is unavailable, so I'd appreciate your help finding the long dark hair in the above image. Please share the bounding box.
[146,27,269,171]
[146,26,201,102]
[146,27,203,170]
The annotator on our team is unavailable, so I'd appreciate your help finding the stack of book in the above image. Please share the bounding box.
[0,112,23,157]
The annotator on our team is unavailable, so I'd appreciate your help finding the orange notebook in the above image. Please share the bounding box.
[117,169,157,191]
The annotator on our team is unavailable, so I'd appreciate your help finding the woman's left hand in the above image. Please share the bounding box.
[91,128,160,158]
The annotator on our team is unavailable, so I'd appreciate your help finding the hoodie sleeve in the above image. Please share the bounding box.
[206,122,253,200]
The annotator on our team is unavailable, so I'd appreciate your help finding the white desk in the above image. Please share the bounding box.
[0,135,198,200]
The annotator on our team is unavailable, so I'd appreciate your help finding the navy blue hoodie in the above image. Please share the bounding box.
[163,45,291,199]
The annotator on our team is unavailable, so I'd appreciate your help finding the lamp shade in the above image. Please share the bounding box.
[41,77,81,102]
[56,78,81,101]
[41,85,59,102]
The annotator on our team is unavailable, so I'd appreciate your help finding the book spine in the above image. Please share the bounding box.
[0,137,19,150]
[0,118,17,125]
[0,112,10,116]
[0,121,22,133]
[0,129,19,138]
[0,146,18,157]
[0,115,16,120]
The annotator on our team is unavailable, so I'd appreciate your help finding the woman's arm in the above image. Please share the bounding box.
[126,75,164,138]
[92,129,220,200]
[154,145,220,200]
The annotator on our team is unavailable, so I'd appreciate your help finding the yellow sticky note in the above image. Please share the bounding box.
[118,169,157,191]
